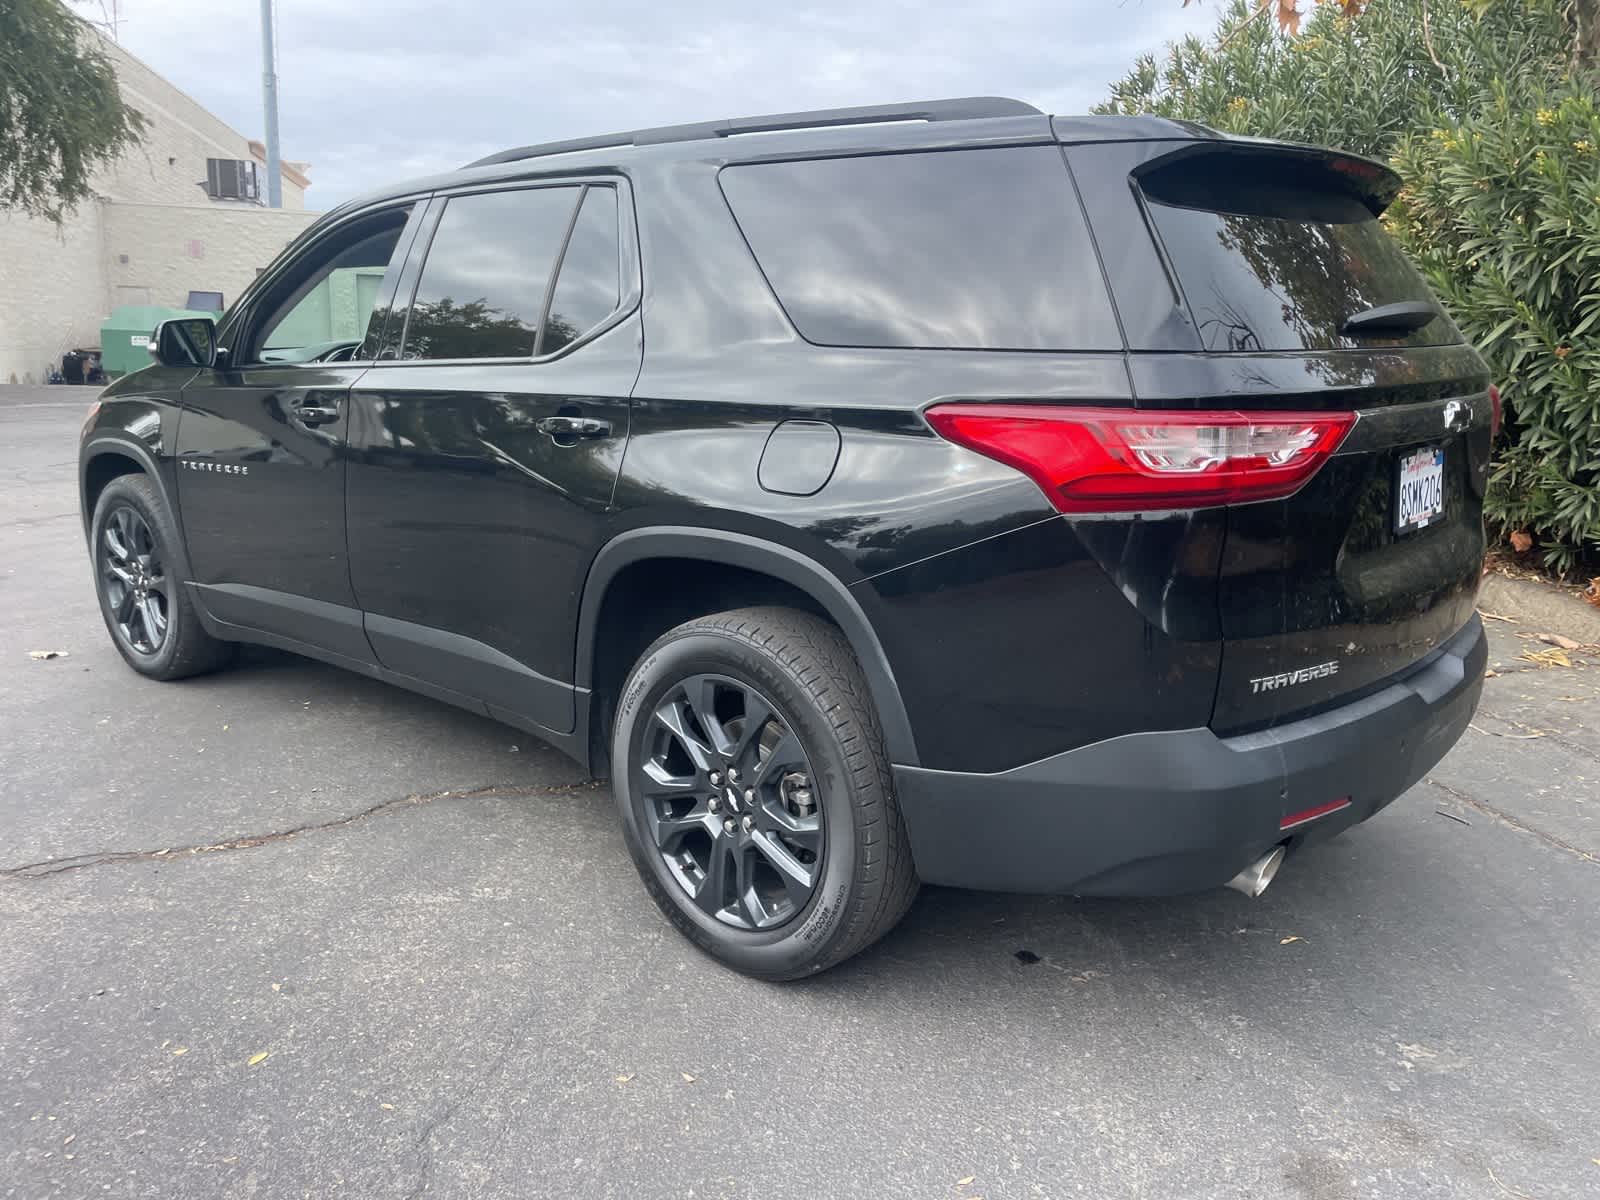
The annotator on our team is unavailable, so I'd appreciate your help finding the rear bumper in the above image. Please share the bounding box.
[892,616,1486,895]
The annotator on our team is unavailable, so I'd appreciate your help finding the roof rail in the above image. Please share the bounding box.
[465,96,1042,169]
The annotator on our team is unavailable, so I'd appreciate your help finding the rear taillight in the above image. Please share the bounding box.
[1488,384,1502,440]
[924,404,1356,514]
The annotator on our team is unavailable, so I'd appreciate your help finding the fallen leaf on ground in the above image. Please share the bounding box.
[63,1135,75,1145]
[27,650,68,660]
[1585,578,1600,609]
[1479,611,1517,623]
[380,1103,395,1110]
[680,1072,697,1083]
[270,982,280,992]
[1469,722,1545,739]
[1521,647,1572,668]
[1537,633,1582,651]
[957,1176,976,1186]
[1279,936,1303,945]
[1484,669,1499,678]
[614,1074,634,1084]
[247,1052,270,1067]
[172,1047,188,1056]
[1509,530,1533,553]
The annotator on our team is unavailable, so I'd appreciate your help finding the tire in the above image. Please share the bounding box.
[612,606,919,980]
[90,474,233,680]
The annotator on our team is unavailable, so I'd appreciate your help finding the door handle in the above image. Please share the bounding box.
[295,404,341,427]
[537,415,611,440]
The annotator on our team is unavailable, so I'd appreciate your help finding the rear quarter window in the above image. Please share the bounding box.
[719,147,1121,351]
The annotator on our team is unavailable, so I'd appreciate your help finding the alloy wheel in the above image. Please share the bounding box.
[101,506,171,655]
[635,673,825,930]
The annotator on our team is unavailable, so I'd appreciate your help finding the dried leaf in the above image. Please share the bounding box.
[1537,633,1581,651]
[27,650,68,660]
[1509,529,1534,553]
[380,1103,395,1110]
[270,982,281,992]
[1521,648,1572,668]
[1479,611,1517,623]
[1276,0,1300,34]
[1484,669,1499,678]
[958,1177,977,1186]
[614,1074,634,1084]
[247,1051,271,1067]
[1279,936,1303,945]
[63,1135,75,1145]
[1584,578,1600,609]
[172,1047,188,1057]
[680,1072,697,1083]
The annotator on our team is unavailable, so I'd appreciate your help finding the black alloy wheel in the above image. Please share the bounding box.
[636,673,825,930]
[101,505,171,655]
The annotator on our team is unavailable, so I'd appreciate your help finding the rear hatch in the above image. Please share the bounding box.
[1125,142,1493,732]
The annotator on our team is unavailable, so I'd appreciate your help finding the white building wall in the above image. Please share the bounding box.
[0,27,316,383]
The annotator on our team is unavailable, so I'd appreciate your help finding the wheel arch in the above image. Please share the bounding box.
[80,437,195,581]
[575,528,919,774]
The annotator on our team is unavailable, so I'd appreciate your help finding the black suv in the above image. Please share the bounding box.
[80,98,1492,978]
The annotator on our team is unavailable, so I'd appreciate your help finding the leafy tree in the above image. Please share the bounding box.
[0,0,145,223]
[1103,0,1600,571]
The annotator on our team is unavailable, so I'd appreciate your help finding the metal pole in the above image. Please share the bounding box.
[260,0,282,208]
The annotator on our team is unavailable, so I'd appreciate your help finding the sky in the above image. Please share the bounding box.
[70,0,1225,210]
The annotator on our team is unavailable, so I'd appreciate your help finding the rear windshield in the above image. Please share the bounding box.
[719,147,1121,351]
[1139,153,1460,353]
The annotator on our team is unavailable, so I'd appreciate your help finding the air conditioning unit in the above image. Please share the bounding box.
[204,158,261,203]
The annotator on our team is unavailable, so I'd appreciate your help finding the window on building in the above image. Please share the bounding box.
[399,188,580,361]
[719,147,1121,351]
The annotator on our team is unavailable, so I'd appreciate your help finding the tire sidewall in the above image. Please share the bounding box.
[613,630,862,978]
[91,478,186,677]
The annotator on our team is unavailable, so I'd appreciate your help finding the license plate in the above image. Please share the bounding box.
[1395,445,1445,534]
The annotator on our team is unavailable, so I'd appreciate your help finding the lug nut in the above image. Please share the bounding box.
[709,771,721,786]
[744,788,755,805]
[723,818,737,835]
[727,767,740,783]
[741,815,754,833]
[708,797,720,814]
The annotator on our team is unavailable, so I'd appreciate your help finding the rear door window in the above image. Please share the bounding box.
[1138,152,1460,352]
[542,186,621,355]
[401,187,579,360]
[719,147,1121,351]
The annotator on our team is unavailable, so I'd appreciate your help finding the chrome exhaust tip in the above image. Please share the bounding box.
[1225,845,1286,898]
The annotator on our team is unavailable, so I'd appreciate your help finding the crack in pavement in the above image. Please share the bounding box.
[0,780,602,880]
[1426,777,1599,865]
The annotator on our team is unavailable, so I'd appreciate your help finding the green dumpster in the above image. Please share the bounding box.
[100,305,215,379]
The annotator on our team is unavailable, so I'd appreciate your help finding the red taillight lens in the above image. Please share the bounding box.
[1488,384,1502,440]
[924,404,1356,514]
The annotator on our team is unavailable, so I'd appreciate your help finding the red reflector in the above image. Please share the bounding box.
[1279,797,1352,831]
[1487,384,1502,440]
[924,404,1355,514]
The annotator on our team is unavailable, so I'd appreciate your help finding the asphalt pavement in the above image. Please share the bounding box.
[3,385,1597,1200]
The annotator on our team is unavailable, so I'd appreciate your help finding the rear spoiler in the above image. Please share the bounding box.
[1129,140,1402,219]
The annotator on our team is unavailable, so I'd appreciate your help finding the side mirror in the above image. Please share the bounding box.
[149,317,217,368]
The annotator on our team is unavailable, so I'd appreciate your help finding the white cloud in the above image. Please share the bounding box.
[74,0,1223,207]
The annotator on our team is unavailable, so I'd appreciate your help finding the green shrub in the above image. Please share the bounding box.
[1099,0,1600,571]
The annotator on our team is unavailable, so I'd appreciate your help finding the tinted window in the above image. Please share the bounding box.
[543,186,620,354]
[402,188,579,360]
[719,147,1120,351]
[1140,155,1459,352]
